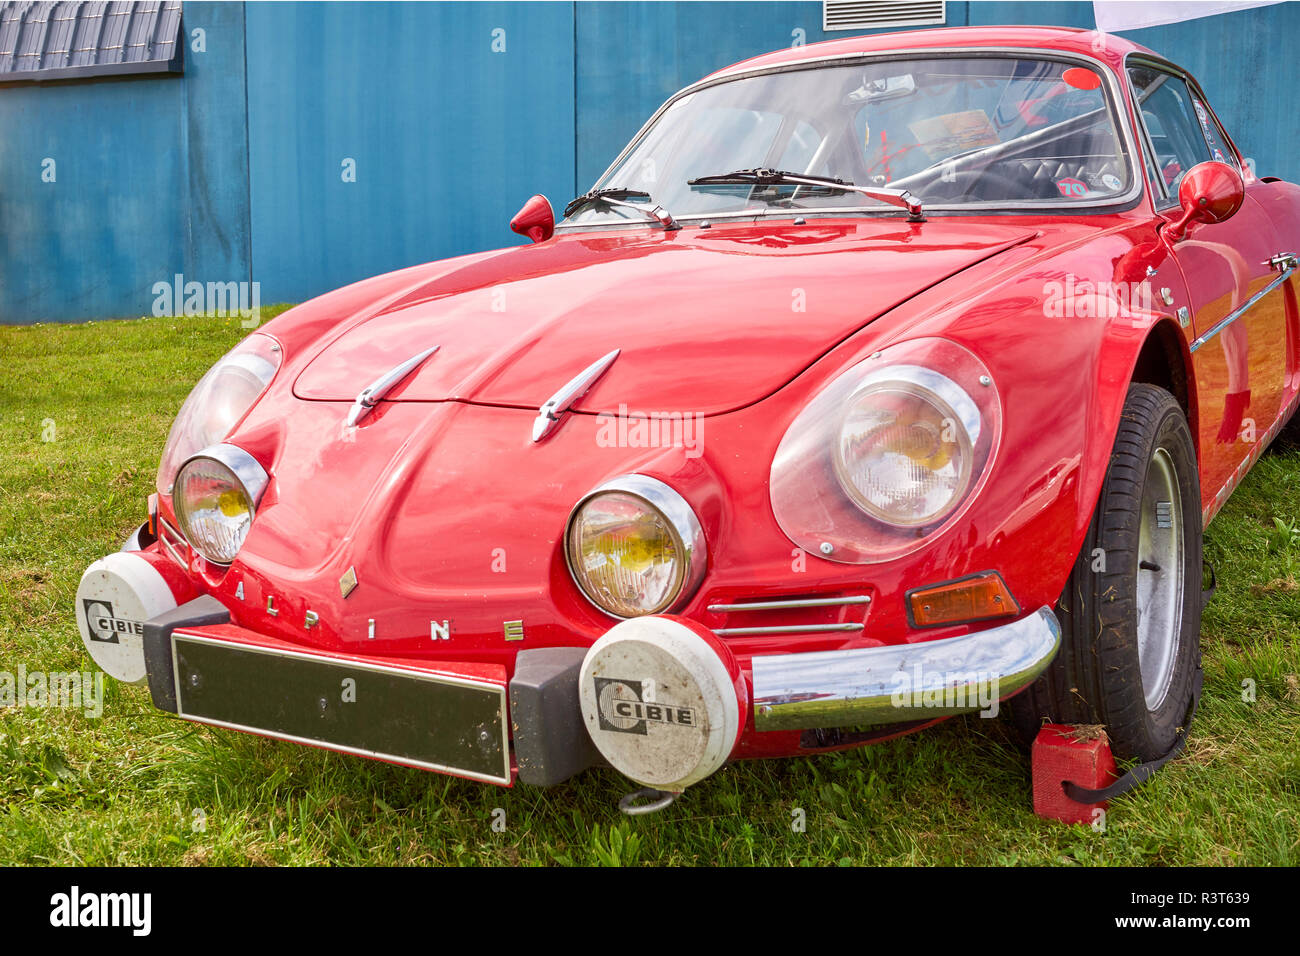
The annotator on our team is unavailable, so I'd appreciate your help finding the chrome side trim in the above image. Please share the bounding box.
[1188,267,1294,353]
[715,623,864,636]
[708,595,871,613]
[751,606,1061,730]
[533,348,620,441]
[346,345,439,427]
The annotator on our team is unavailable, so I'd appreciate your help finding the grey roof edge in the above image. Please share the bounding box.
[0,52,181,84]
[0,0,185,86]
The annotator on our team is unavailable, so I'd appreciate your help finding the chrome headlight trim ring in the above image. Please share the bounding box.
[833,364,982,529]
[564,474,707,619]
[172,443,270,566]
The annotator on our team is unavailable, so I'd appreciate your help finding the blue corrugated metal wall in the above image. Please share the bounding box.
[575,2,840,188]
[3,1,1298,322]
[0,0,248,322]
[244,1,576,303]
[0,68,186,321]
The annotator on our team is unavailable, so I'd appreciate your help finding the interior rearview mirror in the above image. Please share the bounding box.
[844,72,917,105]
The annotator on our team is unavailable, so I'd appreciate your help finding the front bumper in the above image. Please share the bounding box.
[143,597,515,784]
[750,607,1061,731]
[133,594,1058,786]
[171,628,512,784]
[141,596,599,787]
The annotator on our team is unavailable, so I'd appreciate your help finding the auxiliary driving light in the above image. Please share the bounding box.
[579,615,747,791]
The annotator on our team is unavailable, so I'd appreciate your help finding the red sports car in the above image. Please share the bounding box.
[76,26,1300,809]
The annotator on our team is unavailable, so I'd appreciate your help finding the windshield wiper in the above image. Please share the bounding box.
[563,187,680,229]
[687,168,923,221]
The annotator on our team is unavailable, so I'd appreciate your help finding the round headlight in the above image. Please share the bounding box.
[770,338,1000,565]
[565,475,705,618]
[157,334,281,495]
[833,367,979,527]
[173,445,269,565]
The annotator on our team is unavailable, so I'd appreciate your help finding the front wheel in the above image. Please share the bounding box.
[1010,384,1203,761]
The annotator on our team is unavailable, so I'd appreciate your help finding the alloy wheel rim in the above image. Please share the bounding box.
[1135,445,1185,711]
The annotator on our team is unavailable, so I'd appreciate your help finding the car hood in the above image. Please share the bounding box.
[292,219,1036,416]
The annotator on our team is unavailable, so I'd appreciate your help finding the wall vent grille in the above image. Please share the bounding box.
[823,0,946,32]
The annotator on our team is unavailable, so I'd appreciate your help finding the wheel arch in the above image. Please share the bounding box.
[899,303,1204,618]
[1127,318,1199,465]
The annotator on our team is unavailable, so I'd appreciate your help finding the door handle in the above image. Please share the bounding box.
[1266,251,1297,272]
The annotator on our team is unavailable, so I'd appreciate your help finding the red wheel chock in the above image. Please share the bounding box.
[1031,724,1119,825]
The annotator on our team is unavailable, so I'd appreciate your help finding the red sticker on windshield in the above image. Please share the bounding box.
[1062,67,1102,90]
[1056,177,1087,197]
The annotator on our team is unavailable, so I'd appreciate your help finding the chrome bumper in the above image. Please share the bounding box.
[750,606,1061,731]
[120,521,154,553]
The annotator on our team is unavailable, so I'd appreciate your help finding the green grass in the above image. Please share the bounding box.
[1,311,1298,865]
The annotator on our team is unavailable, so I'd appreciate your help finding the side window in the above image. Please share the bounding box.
[1128,66,1212,201]
[1189,96,1238,168]
[1131,94,1164,195]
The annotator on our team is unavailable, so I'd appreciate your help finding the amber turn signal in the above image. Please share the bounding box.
[906,572,1020,628]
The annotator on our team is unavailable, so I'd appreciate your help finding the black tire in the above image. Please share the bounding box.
[1009,384,1203,762]
[1275,404,1300,450]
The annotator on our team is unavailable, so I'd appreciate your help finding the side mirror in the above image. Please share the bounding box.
[1165,161,1244,241]
[510,195,554,243]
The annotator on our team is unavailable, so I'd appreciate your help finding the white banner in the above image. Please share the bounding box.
[1093,0,1283,32]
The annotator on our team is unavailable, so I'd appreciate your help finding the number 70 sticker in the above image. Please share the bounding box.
[1056,177,1088,198]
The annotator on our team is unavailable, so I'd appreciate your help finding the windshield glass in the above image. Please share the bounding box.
[565,55,1133,225]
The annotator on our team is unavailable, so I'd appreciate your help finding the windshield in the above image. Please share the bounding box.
[565,55,1134,225]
